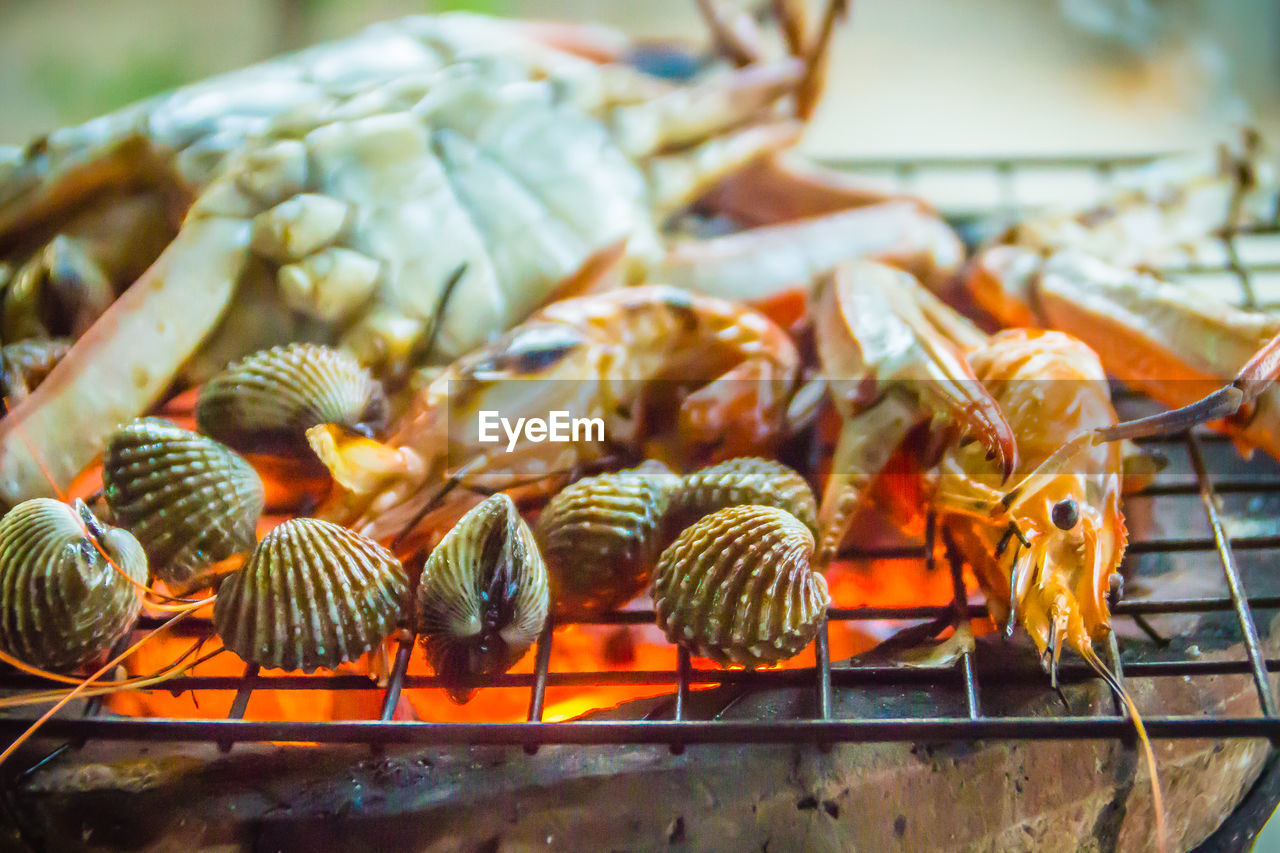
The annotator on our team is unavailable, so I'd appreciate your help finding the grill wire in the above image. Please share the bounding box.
[3,152,1280,757]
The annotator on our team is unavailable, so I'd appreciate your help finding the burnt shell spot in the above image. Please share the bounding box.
[482,326,584,376]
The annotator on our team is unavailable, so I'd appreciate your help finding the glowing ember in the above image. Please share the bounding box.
[104,547,977,723]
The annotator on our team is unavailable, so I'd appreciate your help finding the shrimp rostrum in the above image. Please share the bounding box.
[0,3,962,509]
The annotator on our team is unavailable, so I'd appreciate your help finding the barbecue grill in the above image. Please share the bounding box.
[3,152,1279,850]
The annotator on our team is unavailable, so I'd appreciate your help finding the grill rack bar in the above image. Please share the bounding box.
[3,715,1279,747]
[5,151,1280,755]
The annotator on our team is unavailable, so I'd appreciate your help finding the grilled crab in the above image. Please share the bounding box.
[0,3,962,507]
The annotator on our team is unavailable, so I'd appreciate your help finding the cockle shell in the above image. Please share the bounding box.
[415,493,549,703]
[213,518,408,672]
[0,498,146,671]
[652,505,829,667]
[195,343,388,454]
[535,462,680,619]
[670,457,818,536]
[103,418,265,592]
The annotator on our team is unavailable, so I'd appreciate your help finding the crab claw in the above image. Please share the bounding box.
[0,139,324,506]
[816,261,1016,479]
[0,217,251,505]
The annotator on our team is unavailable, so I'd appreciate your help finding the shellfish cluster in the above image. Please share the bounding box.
[535,456,828,667]
[0,343,412,674]
[0,335,826,689]
[0,323,828,687]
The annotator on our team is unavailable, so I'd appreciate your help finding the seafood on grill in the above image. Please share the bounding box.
[0,2,963,509]
[652,503,829,666]
[103,417,265,593]
[535,461,680,619]
[415,493,549,702]
[213,517,408,672]
[196,343,388,456]
[0,498,146,671]
[310,285,803,547]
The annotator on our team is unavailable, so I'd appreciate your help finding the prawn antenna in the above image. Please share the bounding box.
[1083,645,1168,853]
[0,607,199,768]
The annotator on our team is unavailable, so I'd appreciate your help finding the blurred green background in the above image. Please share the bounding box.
[1,0,1277,157]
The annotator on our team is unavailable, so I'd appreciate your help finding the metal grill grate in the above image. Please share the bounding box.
[3,152,1280,753]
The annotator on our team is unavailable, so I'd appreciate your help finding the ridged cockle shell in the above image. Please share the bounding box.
[0,498,146,671]
[103,418,264,593]
[415,494,549,703]
[195,343,388,454]
[670,457,818,536]
[535,462,680,619]
[213,518,408,672]
[652,505,829,667]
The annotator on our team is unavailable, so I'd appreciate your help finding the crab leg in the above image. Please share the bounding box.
[697,153,926,226]
[695,0,771,66]
[0,217,250,505]
[611,59,804,158]
[812,261,1015,567]
[973,247,1280,467]
[654,200,964,297]
[796,0,850,119]
[647,121,805,217]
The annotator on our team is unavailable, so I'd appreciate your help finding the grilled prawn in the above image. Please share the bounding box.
[934,330,1126,668]
[0,3,962,508]
[309,285,801,548]
[812,261,1140,669]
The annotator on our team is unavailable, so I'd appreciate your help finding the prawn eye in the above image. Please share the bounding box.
[1051,498,1079,531]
